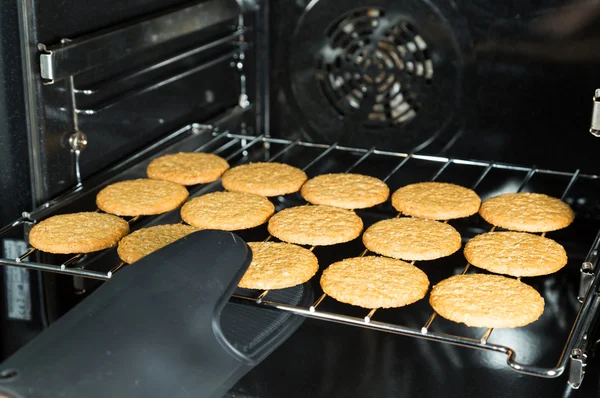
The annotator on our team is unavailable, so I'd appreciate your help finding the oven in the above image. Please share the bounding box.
[0,0,599,397]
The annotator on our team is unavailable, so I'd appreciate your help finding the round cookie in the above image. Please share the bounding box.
[147,152,229,185]
[268,205,363,246]
[301,173,389,209]
[363,217,461,261]
[181,191,274,231]
[320,256,429,309]
[97,179,189,216]
[117,224,198,264]
[221,162,307,197]
[391,182,481,220]
[464,231,567,277]
[29,212,129,254]
[238,242,319,290]
[430,274,545,328]
[479,192,574,232]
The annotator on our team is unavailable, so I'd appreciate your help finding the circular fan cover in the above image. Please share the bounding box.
[288,0,467,150]
[317,8,432,128]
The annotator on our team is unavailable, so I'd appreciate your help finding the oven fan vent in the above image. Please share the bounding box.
[316,8,433,129]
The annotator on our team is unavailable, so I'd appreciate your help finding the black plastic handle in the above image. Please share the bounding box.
[0,230,253,398]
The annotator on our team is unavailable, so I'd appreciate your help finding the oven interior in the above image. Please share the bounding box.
[1,0,600,395]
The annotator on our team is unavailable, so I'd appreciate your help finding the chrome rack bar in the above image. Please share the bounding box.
[267,139,301,163]
[76,51,239,115]
[193,130,231,153]
[213,137,242,156]
[302,143,339,172]
[430,158,453,181]
[224,134,265,161]
[16,248,36,262]
[223,133,600,180]
[230,294,564,379]
[382,154,413,182]
[0,257,110,281]
[471,163,495,190]
[74,29,247,96]
[516,168,537,192]
[561,169,581,200]
[344,147,376,173]
[0,217,33,238]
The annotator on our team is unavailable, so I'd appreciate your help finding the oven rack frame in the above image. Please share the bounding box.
[0,129,599,389]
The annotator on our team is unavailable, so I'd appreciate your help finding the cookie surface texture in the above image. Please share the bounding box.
[301,173,390,209]
[268,205,363,246]
[391,182,481,220]
[147,152,229,185]
[464,231,567,277]
[238,242,319,289]
[117,224,198,264]
[430,274,545,328]
[97,179,189,216]
[479,192,574,232]
[221,162,307,197]
[29,212,129,254]
[181,191,274,231]
[320,256,429,309]
[363,217,461,261]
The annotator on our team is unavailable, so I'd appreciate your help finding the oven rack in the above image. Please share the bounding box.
[0,130,599,388]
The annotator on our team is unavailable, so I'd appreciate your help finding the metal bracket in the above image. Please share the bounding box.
[568,349,587,389]
[590,89,600,136]
[233,15,250,109]
[579,262,595,302]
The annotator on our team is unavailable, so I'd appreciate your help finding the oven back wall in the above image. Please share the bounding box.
[269,0,600,173]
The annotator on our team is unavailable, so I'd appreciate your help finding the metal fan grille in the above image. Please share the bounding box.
[316,8,433,129]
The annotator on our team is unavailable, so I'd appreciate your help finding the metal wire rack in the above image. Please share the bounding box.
[0,127,599,389]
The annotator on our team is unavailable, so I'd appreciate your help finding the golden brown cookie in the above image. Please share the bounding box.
[117,224,198,264]
[479,192,574,232]
[181,191,274,231]
[391,182,481,220]
[300,173,390,209]
[147,152,229,185]
[97,179,189,216]
[238,242,319,290]
[464,231,567,277]
[221,162,307,197]
[320,256,429,309]
[429,274,545,328]
[363,217,461,261]
[29,212,129,254]
[268,205,363,246]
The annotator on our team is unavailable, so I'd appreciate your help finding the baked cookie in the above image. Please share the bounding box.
[147,152,229,185]
[320,256,429,309]
[97,179,189,216]
[430,274,545,328]
[363,217,461,261]
[479,192,574,232]
[181,191,274,231]
[464,231,567,277]
[391,182,481,220]
[29,212,129,254]
[301,173,389,209]
[268,205,363,246]
[238,242,319,289]
[221,162,307,197]
[117,224,198,264]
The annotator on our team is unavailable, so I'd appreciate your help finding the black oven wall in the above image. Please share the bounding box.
[268,0,600,174]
